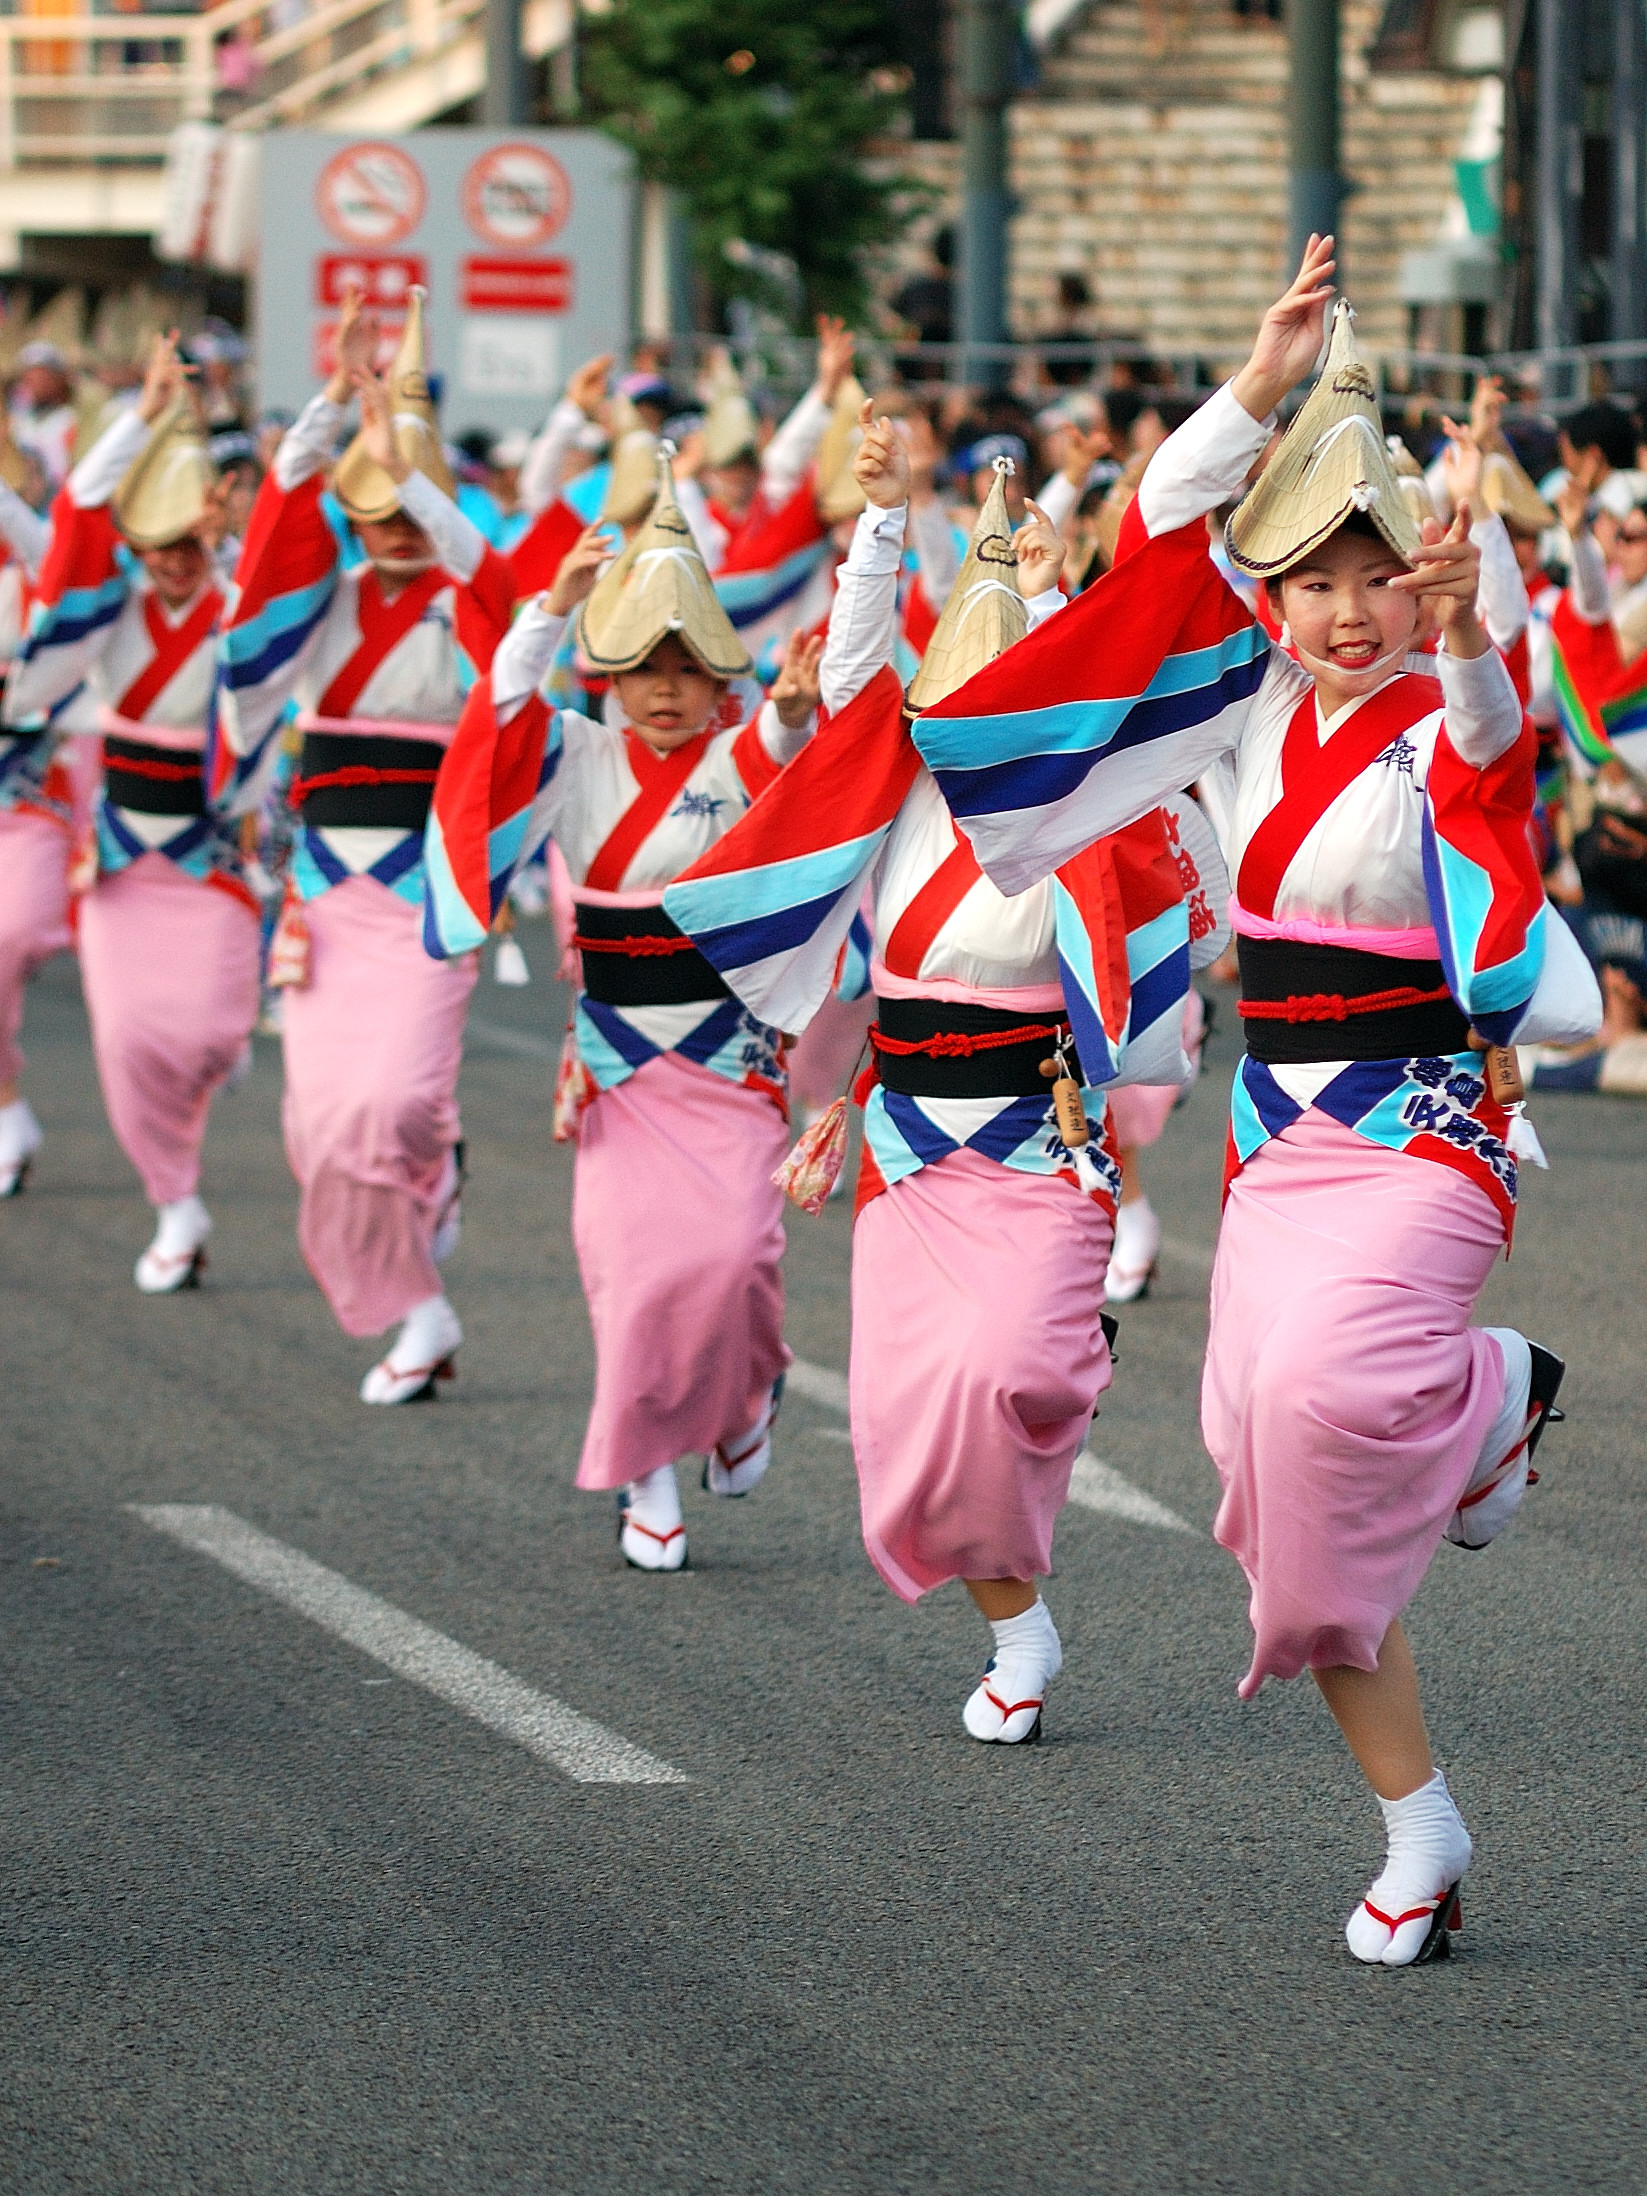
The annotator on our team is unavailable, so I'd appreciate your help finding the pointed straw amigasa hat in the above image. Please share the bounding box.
[701,353,760,469]
[111,392,217,547]
[1387,434,1442,528]
[1480,447,1558,535]
[333,289,455,525]
[0,406,35,496]
[578,445,752,680]
[904,458,1026,710]
[601,428,662,527]
[815,375,869,524]
[1226,300,1423,578]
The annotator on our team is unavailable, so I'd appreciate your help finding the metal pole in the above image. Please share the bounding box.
[1613,0,1646,358]
[1536,0,1581,350]
[959,0,1012,389]
[1286,0,1344,281]
[482,0,528,129]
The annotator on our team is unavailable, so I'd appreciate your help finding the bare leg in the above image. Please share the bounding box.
[1312,1620,1434,1801]
[0,1080,18,1106]
[964,1576,1038,1620]
[1118,1144,1142,1205]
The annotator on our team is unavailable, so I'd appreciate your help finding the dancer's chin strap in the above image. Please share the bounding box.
[1289,636,1412,689]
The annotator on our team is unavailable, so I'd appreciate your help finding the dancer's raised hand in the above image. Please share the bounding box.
[852,400,910,508]
[1232,234,1338,423]
[770,628,825,728]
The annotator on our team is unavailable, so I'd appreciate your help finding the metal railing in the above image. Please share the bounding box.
[0,0,493,166]
[628,332,1647,418]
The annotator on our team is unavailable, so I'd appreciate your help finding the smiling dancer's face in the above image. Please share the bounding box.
[614,635,725,754]
[139,534,212,608]
[1274,524,1421,686]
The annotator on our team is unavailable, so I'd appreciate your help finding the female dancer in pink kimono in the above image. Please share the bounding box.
[425,452,822,1569]
[663,416,1218,1739]
[0,440,75,1197]
[910,240,1594,1962]
[217,290,514,1401]
[5,334,260,1289]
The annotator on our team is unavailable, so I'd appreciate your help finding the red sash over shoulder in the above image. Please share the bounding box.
[116,587,224,722]
[1237,675,1438,917]
[316,567,448,720]
[583,729,714,893]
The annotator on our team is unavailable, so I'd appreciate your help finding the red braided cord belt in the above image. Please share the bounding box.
[104,753,202,781]
[290,765,441,804]
[571,932,700,957]
[1238,984,1453,1025]
[869,1019,1067,1059]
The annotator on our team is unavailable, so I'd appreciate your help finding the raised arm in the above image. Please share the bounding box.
[1553,462,1613,627]
[819,403,909,716]
[1,337,188,721]
[519,353,611,516]
[1438,413,1530,652]
[760,316,857,504]
[216,304,389,757]
[0,481,47,579]
[1127,237,1337,544]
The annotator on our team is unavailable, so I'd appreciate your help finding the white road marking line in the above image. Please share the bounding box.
[465,1018,560,1061]
[129,1505,688,1785]
[786,1357,851,1413]
[1067,1453,1195,1533]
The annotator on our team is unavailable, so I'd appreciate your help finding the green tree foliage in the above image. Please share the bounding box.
[579,0,914,323]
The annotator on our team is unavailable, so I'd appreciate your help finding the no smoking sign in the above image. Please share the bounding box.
[461,143,572,247]
[316,141,427,246]
[262,129,632,430]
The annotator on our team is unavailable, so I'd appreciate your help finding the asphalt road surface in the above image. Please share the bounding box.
[4,922,1644,2194]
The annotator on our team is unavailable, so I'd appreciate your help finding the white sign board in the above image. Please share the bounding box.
[257,129,634,436]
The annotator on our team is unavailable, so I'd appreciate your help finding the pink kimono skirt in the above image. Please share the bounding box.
[77,853,261,1205]
[850,1148,1115,1602]
[281,876,477,1337]
[0,808,72,1087]
[571,1051,791,1490]
[1202,1110,1509,1698]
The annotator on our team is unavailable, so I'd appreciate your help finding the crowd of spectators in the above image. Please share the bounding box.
[2,303,1642,1089]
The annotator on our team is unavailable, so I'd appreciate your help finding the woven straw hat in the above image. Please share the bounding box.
[1480,447,1557,535]
[578,446,752,679]
[702,354,759,469]
[333,290,455,525]
[0,407,33,496]
[1387,435,1442,527]
[1226,301,1423,577]
[602,428,662,526]
[111,393,217,548]
[905,460,1025,710]
[815,376,868,523]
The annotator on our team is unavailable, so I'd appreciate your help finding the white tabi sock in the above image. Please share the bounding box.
[135,1195,212,1292]
[1105,1196,1160,1305]
[703,1379,781,1497]
[360,1292,463,1403]
[619,1462,687,1571]
[1445,1329,1534,1550]
[1345,1768,1473,1967]
[0,1097,43,1193]
[962,1596,1063,1743]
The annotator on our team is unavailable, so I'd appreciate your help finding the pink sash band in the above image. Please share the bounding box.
[1228,896,1441,960]
[96,708,205,753]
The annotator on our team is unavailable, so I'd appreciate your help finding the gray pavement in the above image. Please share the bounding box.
[3,922,1645,2194]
